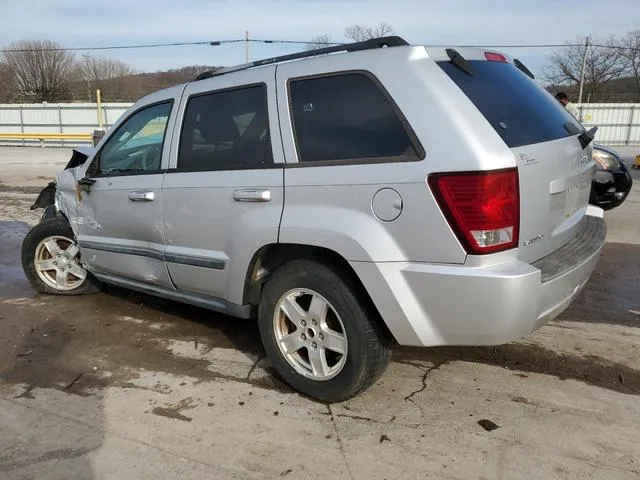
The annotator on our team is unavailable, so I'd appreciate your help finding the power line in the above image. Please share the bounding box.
[1,38,638,53]
[0,40,244,52]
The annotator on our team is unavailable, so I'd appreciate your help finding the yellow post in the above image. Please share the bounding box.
[96,89,103,129]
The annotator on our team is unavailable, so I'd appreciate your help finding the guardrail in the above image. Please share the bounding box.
[0,132,94,147]
[0,101,130,147]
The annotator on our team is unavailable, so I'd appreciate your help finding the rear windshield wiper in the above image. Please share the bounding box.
[513,59,534,79]
[446,48,474,76]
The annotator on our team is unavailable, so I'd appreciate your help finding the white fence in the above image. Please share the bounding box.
[0,102,638,147]
[576,103,640,146]
[0,102,131,146]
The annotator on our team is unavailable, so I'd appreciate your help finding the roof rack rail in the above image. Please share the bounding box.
[194,36,409,81]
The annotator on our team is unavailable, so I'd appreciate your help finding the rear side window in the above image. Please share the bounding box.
[289,73,422,163]
[438,61,583,148]
[178,84,272,171]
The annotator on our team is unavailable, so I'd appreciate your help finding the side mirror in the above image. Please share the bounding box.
[77,177,96,193]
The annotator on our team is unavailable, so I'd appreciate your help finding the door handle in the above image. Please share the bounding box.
[128,191,155,202]
[233,189,271,202]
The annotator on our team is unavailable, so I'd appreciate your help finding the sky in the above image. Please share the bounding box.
[1,0,639,78]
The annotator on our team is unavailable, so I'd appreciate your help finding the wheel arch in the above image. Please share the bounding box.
[242,243,396,343]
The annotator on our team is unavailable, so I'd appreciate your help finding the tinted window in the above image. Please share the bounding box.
[289,73,420,163]
[178,85,272,171]
[438,60,583,148]
[96,102,171,174]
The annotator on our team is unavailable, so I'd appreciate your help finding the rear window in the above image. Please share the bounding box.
[438,60,583,148]
[289,73,422,163]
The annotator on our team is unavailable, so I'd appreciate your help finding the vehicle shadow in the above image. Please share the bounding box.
[102,286,264,357]
[99,240,640,398]
[396,342,640,396]
[558,242,640,328]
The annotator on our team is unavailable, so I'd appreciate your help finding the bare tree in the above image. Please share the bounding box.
[543,36,627,101]
[344,23,394,42]
[77,54,134,101]
[0,62,17,102]
[306,34,333,51]
[617,30,640,100]
[3,40,75,102]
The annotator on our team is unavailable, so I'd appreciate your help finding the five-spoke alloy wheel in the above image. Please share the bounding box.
[22,217,98,295]
[259,260,392,403]
[274,288,348,381]
[34,235,86,291]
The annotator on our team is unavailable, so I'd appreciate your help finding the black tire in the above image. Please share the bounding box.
[21,217,99,295]
[258,259,392,403]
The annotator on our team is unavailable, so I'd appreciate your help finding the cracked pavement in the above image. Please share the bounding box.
[1,147,640,479]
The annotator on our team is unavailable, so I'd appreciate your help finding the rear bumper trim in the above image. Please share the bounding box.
[532,214,606,283]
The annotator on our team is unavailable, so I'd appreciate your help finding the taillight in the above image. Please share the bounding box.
[484,51,507,63]
[428,168,519,255]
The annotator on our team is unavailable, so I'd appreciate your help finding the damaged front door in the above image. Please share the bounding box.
[73,100,176,287]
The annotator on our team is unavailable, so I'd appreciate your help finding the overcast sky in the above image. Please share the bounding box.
[1,0,639,77]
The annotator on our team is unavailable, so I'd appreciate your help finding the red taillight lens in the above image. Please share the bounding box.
[428,168,520,255]
[484,51,507,63]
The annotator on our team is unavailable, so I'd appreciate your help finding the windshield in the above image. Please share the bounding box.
[438,60,584,148]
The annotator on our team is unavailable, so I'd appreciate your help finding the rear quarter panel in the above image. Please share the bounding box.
[276,46,517,264]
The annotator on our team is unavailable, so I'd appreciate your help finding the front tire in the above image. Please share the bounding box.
[21,217,98,295]
[258,260,391,402]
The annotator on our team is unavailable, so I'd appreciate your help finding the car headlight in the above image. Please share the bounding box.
[593,150,619,170]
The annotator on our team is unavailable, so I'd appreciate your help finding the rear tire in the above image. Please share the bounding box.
[21,217,99,295]
[258,260,391,402]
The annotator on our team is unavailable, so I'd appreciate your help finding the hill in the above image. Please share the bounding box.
[68,65,221,103]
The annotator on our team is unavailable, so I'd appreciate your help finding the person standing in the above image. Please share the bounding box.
[555,92,580,119]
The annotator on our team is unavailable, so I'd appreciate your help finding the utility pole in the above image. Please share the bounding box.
[245,31,250,63]
[578,36,589,104]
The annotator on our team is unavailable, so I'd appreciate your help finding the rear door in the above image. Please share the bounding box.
[436,54,593,262]
[161,67,284,303]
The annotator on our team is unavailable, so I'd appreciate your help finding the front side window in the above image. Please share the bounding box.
[94,102,172,174]
[178,85,272,171]
[289,73,421,163]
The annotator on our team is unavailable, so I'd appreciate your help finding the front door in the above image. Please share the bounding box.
[75,99,177,287]
[161,67,284,305]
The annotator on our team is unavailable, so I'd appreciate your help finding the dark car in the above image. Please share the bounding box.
[590,144,633,210]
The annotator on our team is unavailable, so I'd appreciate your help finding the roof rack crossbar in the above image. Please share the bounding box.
[194,36,409,81]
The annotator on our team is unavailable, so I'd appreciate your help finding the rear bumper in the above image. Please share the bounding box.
[351,213,606,347]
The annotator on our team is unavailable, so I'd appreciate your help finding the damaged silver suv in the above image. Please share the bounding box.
[23,37,606,402]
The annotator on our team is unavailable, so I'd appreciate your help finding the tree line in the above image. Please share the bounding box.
[0,39,217,103]
[1,27,639,104]
[545,31,640,102]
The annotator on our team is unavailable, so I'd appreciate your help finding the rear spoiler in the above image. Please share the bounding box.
[579,127,598,149]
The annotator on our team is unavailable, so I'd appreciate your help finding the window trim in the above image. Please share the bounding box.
[286,70,425,167]
[171,82,276,173]
[88,100,174,178]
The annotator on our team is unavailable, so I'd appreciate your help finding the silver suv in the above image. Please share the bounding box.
[22,37,606,402]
